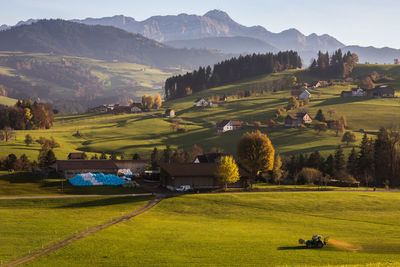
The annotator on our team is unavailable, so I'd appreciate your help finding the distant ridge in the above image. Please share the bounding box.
[2,10,400,64]
[0,19,228,69]
[73,10,344,52]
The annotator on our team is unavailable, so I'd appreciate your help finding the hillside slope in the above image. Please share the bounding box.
[2,64,400,160]
[0,20,228,69]
[0,52,173,113]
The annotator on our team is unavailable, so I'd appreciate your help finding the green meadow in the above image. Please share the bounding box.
[0,195,152,264]
[2,192,395,266]
[2,64,400,160]
[0,171,146,196]
[0,96,17,106]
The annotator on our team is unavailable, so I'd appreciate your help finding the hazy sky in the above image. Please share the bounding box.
[1,0,399,48]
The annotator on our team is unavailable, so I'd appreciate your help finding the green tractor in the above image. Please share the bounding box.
[299,235,328,248]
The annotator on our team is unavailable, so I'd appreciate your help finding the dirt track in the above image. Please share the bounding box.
[0,197,162,267]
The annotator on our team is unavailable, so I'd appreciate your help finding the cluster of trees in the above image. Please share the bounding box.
[150,144,206,168]
[286,96,309,111]
[141,94,162,109]
[282,146,354,185]
[310,49,358,78]
[279,127,400,187]
[0,154,32,171]
[165,51,302,100]
[0,100,54,131]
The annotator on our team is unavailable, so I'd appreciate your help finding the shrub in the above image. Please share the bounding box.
[297,167,323,185]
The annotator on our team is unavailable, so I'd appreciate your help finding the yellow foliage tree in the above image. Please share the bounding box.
[215,156,240,190]
[142,94,154,109]
[154,94,162,108]
[24,108,33,122]
[237,130,275,177]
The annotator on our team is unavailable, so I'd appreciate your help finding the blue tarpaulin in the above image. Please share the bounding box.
[69,173,126,186]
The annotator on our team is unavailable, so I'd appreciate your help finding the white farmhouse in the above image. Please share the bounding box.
[194,98,208,107]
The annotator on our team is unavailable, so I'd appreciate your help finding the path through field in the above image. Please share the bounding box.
[0,196,163,267]
[0,193,153,200]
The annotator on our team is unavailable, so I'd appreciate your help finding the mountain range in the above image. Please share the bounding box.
[0,19,227,69]
[1,10,400,65]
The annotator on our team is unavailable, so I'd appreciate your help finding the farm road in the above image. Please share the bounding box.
[0,196,163,267]
[0,193,153,200]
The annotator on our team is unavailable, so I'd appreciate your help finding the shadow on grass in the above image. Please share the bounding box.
[277,246,307,250]
[0,172,41,183]
[313,97,375,107]
[57,196,148,209]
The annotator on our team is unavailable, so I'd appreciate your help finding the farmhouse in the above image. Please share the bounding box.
[341,87,367,97]
[217,120,242,133]
[367,85,395,97]
[194,153,227,163]
[113,160,148,175]
[88,105,108,113]
[285,112,312,127]
[291,90,311,100]
[310,81,321,88]
[68,152,86,160]
[341,85,395,98]
[165,109,175,117]
[159,163,249,189]
[194,98,208,107]
[112,105,132,114]
[55,160,118,179]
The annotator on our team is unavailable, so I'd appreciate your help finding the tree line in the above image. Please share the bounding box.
[310,49,358,78]
[0,100,54,131]
[165,51,302,100]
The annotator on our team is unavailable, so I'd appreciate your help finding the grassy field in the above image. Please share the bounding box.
[7,192,397,266]
[1,64,400,160]
[0,171,147,196]
[0,95,17,106]
[0,195,152,264]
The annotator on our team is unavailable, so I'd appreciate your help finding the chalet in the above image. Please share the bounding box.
[165,109,175,117]
[112,160,148,175]
[131,106,142,113]
[341,87,367,97]
[292,90,311,100]
[367,85,395,97]
[88,105,107,113]
[217,120,233,133]
[341,85,395,98]
[194,98,208,107]
[285,112,313,127]
[311,81,321,88]
[68,152,86,160]
[55,160,118,179]
[130,102,143,113]
[159,163,250,189]
[112,106,131,114]
[217,120,242,133]
[193,153,227,164]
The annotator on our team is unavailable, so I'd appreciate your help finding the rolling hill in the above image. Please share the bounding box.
[2,64,400,160]
[0,52,174,113]
[0,19,228,69]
